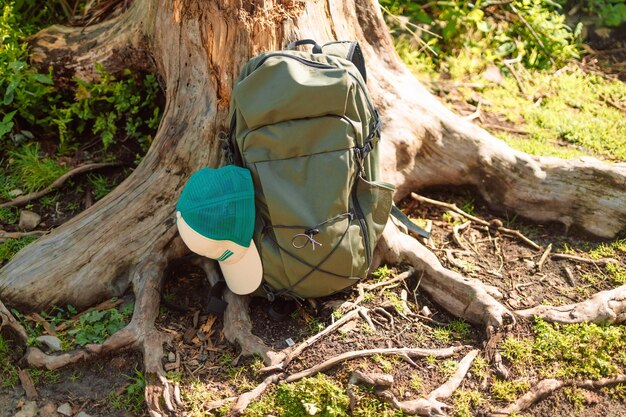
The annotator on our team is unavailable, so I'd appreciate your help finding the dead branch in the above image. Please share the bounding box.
[0,163,121,208]
[491,374,626,416]
[411,193,542,251]
[351,350,479,416]
[563,266,576,287]
[429,349,479,399]
[285,346,465,383]
[551,253,619,265]
[346,268,415,309]
[536,243,552,271]
[0,298,28,343]
[452,221,471,251]
[230,373,283,414]
[0,230,49,242]
[516,284,626,324]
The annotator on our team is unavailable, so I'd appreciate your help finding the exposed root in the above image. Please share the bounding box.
[0,299,28,343]
[410,193,542,251]
[378,221,515,329]
[0,162,121,208]
[191,257,285,367]
[14,237,187,417]
[284,346,465,383]
[259,307,366,374]
[350,349,479,416]
[516,284,626,324]
[491,374,626,416]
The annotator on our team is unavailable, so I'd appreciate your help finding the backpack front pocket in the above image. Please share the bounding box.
[252,149,369,298]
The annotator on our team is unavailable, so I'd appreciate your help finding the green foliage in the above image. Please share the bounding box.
[0,334,19,388]
[49,65,161,153]
[252,374,349,417]
[109,370,146,415]
[87,173,115,200]
[350,385,403,417]
[532,318,626,379]
[453,389,484,417]
[578,0,626,27]
[372,264,394,281]
[67,307,129,346]
[8,143,68,192]
[0,235,37,263]
[500,336,533,364]
[0,206,17,223]
[605,262,626,285]
[490,378,530,402]
[380,0,580,70]
[0,3,161,156]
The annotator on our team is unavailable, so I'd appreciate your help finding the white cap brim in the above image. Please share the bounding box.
[219,240,263,295]
[176,212,263,295]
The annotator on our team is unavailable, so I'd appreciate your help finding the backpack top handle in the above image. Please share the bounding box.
[286,39,323,54]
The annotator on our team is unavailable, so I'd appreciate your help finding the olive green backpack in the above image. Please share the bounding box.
[226,40,426,301]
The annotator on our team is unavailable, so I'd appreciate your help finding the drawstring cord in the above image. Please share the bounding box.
[292,228,322,250]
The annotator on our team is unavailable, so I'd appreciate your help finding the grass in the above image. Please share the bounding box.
[403,51,626,162]
[500,318,626,380]
[0,235,37,264]
[244,374,349,417]
[8,143,68,193]
[109,370,146,415]
[0,334,19,388]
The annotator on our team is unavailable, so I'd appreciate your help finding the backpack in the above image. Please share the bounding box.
[226,39,426,301]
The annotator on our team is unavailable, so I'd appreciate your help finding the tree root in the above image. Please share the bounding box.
[349,349,479,416]
[0,299,28,343]
[285,346,465,383]
[377,221,515,329]
[6,237,187,417]
[0,162,121,208]
[491,374,626,416]
[190,257,286,367]
[212,345,466,415]
[516,284,626,324]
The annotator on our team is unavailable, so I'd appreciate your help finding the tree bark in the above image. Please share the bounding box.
[1,1,626,414]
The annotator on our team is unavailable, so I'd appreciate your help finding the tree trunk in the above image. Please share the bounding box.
[1,1,625,415]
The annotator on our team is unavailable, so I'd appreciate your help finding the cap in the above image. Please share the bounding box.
[175,166,262,295]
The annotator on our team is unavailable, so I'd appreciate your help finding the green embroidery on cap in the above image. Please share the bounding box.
[217,250,234,261]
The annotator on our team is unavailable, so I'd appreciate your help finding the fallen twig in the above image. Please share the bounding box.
[563,266,576,287]
[536,243,552,271]
[551,253,618,265]
[0,162,121,208]
[411,192,542,251]
[0,230,49,242]
[452,221,471,251]
[491,374,626,416]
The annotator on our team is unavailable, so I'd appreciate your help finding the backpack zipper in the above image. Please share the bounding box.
[351,148,371,268]
[254,53,336,71]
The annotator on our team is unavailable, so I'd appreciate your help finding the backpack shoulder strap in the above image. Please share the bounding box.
[286,39,367,83]
[391,205,431,239]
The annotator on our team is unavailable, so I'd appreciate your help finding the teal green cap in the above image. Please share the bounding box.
[176,166,255,247]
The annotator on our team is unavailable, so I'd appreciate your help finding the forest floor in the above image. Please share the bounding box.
[1,186,625,417]
[1,20,626,417]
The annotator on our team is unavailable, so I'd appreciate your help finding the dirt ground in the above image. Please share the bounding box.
[2,186,625,417]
